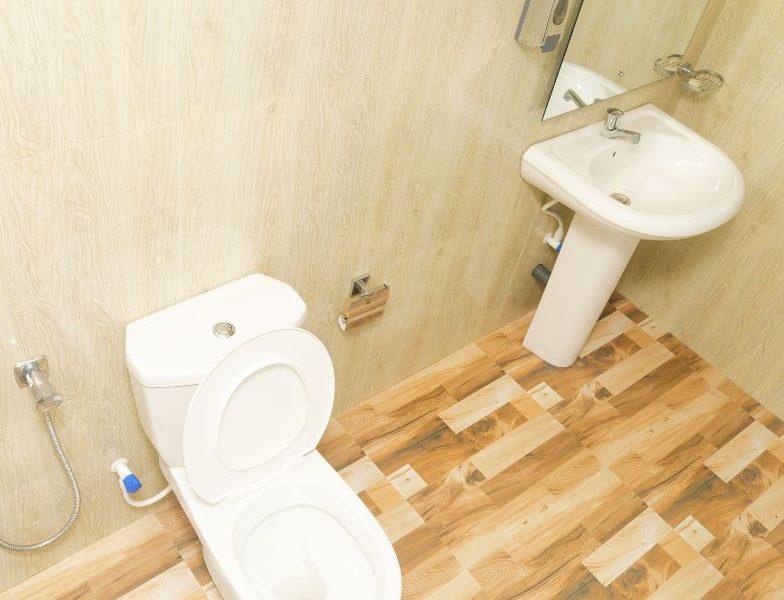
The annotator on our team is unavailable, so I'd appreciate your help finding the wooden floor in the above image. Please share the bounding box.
[4,295,784,599]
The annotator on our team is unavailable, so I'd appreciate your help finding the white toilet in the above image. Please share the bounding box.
[124,274,402,600]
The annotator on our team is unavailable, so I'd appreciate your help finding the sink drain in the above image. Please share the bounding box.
[611,192,631,205]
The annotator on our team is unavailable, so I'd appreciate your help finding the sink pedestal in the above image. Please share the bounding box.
[523,214,639,366]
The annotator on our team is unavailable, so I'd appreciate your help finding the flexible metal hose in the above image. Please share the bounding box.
[0,411,80,551]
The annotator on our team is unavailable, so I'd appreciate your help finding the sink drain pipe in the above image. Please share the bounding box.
[533,199,565,286]
[542,200,565,251]
[532,264,551,285]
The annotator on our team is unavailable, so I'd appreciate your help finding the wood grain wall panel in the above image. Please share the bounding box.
[0,0,676,589]
[619,0,784,418]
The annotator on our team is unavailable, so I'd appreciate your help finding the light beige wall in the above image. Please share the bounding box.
[620,0,784,417]
[0,0,671,589]
[565,0,709,88]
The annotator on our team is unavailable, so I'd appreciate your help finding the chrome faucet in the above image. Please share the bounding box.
[601,108,641,144]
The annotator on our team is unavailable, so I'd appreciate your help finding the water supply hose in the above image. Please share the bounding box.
[0,411,80,551]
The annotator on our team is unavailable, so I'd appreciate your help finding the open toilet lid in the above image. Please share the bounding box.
[183,328,335,503]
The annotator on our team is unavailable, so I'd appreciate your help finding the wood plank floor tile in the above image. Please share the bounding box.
[645,554,722,600]
[612,298,648,324]
[367,344,487,415]
[579,310,636,358]
[525,381,563,410]
[475,331,528,372]
[582,508,671,586]
[377,418,476,483]
[117,562,204,600]
[660,530,701,567]
[0,515,171,600]
[420,570,482,600]
[486,526,601,600]
[544,335,642,401]
[498,312,535,344]
[549,389,624,448]
[438,374,524,433]
[745,475,784,532]
[10,295,784,600]
[674,515,715,552]
[631,435,717,514]
[457,403,528,451]
[658,332,711,372]
[702,513,774,574]
[739,555,784,599]
[607,357,692,418]
[499,467,620,567]
[409,463,494,549]
[698,400,756,448]
[400,547,462,600]
[338,455,385,492]
[579,483,648,544]
[439,349,505,402]
[366,477,409,513]
[704,420,780,482]
[87,535,182,600]
[480,429,583,507]
[376,501,426,544]
[588,386,728,469]
[316,418,365,470]
[764,518,784,554]
[471,412,564,479]
[591,343,674,398]
[467,549,514,593]
[388,464,428,499]
[356,388,456,459]
[393,526,448,575]
[605,544,680,599]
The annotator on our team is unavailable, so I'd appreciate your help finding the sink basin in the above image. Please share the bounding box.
[523,104,744,240]
[519,104,745,366]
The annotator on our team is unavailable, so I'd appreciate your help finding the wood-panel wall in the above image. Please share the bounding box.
[620,0,784,417]
[0,0,671,589]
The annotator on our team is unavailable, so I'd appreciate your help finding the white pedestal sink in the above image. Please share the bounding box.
[521,104,744,367]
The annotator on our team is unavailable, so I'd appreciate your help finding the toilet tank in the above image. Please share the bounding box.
[125,274,307,467]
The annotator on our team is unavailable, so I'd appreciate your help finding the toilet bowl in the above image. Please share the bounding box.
[164,453,399,600]
[125,275,402,600]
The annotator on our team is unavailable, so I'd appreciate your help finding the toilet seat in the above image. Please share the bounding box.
[182,328,334,503]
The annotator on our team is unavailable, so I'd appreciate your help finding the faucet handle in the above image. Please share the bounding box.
[605,108,623,130]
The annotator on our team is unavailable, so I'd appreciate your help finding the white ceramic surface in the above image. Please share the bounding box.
[124,274,402,600]
[520,104,745,366]
[163,454,402,600]
[522,214,639,366]
[125,274,307,467]
[183,328,334,504]
[523,104,745,240]
[126,274,307,388]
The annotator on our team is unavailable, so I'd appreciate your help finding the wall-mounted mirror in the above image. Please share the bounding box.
[542,0,710,120]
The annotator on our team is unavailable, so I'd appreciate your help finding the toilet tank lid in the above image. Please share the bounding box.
[125,274,307,387]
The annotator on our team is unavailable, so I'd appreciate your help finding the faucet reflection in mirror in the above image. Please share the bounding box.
[533,0,711,119]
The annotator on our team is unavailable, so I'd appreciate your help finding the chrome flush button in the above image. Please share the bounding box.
[212,322,236,338]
